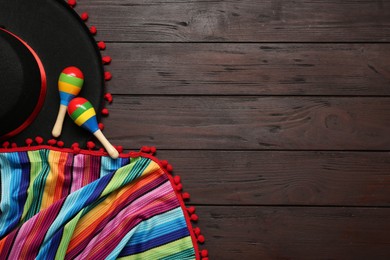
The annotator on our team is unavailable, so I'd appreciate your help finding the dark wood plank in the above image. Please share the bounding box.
[152,151,390,206]
[79,0,390,42]
[196,206,390,259]
[105,43,390,95]
[104,96,390,150]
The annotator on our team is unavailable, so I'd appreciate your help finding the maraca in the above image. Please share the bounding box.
[68,97,119,159]
[52,66,84,137]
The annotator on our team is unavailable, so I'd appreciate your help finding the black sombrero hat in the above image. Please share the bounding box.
[0,0,104,146]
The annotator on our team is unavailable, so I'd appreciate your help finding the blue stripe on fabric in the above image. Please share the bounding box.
[107,207,185,259]
[18,151,31,221]
[0,153,21,237]
[37,227,64,260]
[100,157,132,178]
[120,227,190,255]
[128,214,188,245]
[42,170,113,244]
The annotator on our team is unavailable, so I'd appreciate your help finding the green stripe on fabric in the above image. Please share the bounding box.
[118,236,194,260]
[70,101,93,121]
[22,150,50,221]
[59,73,84,87]
[160,247,196,260]
[122,157,151,186]
[55,210,84,259]
[100,157,143,198]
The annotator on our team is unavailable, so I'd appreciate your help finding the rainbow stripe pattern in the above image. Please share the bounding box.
[0,149,197,259]
[68,97,99,133]
[58,67,84,106]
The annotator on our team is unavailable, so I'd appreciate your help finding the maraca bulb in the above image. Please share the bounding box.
[52,66,84,138]
[68,97,119,159]
[68,97,99,133]
[59,66,84,106]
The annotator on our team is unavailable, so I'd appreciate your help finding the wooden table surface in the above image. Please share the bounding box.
[79,1,390,259]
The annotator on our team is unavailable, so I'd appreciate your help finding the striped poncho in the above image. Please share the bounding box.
[0,147,201,259]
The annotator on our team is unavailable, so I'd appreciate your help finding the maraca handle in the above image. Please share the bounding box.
[52,105,67,137]
[93,129,119,159]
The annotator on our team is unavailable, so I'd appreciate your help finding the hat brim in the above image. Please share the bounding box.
[0,0,104,146]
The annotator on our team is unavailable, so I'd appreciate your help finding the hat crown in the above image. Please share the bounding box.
[0,28,43,138]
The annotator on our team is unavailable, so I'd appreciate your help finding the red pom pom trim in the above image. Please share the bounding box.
[104,71,112,81]
[104,93,113,103]
[201,250,209,257]
[47,139,57,146]
[25,138,33,146]
[102,56,112,64]
[67,0,76,7]
[97,41,106,50]
[173,175,181,184]
[160,160,168,167]
[101,108,109,116]
[89,26,97,35]
[35,136,44,145]
[182,192,190,200]
[190,214,199,222]
[166,164,173,172]
[81,12,89,21]
[187,206,196,214]
[87,141,96,150]
[197,235,205,244]
[115,145,124,153]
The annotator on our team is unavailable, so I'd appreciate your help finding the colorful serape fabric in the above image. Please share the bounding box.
[0,148,199,259]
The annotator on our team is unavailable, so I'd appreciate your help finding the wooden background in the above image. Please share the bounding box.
[79,1,390,259]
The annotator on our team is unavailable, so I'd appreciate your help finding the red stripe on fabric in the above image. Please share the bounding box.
[82,155,91,187]
[61,153,74,198]
[17,197,65,259]
[0,228,19,258]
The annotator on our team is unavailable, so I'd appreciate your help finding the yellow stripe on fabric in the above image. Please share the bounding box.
[70,189,122,240]
[58,81,82,95]
[21,150,44,221]
[74,107,95,125]
[40,151,61,210]
[142,160,161,177]
[118,236,194,260]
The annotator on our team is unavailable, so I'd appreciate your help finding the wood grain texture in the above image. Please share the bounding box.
[105,96,390,150]
[105,43,390,95]
[74,0,390,258]
[79,0,390,42]
[153,151,390,206]
[196,206,390,259]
